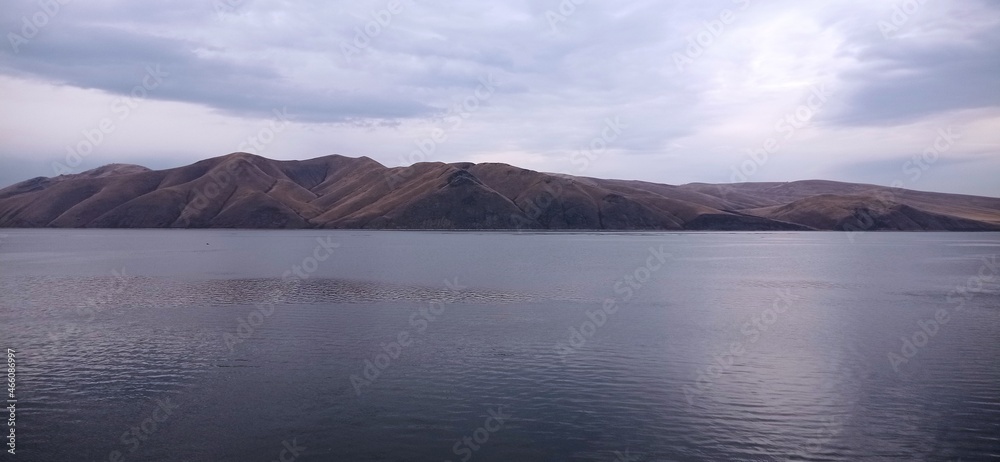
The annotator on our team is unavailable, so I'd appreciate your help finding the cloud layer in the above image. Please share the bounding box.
[1,0,998,195]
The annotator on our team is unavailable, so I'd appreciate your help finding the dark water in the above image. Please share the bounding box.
[1,230,998,461]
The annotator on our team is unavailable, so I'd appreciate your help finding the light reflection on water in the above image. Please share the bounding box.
[0,230,998,461]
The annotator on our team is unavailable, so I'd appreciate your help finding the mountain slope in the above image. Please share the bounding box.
[0,152,998,231]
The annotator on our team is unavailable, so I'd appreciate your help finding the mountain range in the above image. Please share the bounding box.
[1,152,998,231]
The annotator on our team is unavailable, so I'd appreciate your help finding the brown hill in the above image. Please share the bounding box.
[0,152,998,231]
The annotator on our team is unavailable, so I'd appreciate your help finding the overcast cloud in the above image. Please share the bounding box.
[1,0,998,195]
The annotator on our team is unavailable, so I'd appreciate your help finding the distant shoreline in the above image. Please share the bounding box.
[2,153,998,232]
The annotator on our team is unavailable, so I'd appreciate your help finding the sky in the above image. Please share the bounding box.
[1,0,998,196]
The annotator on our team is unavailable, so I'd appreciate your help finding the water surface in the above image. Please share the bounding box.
[1,230,998,461]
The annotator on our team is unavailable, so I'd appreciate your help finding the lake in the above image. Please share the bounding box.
[1,230,998,461]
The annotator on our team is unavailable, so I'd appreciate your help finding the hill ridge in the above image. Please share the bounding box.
[1,152,998,231]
